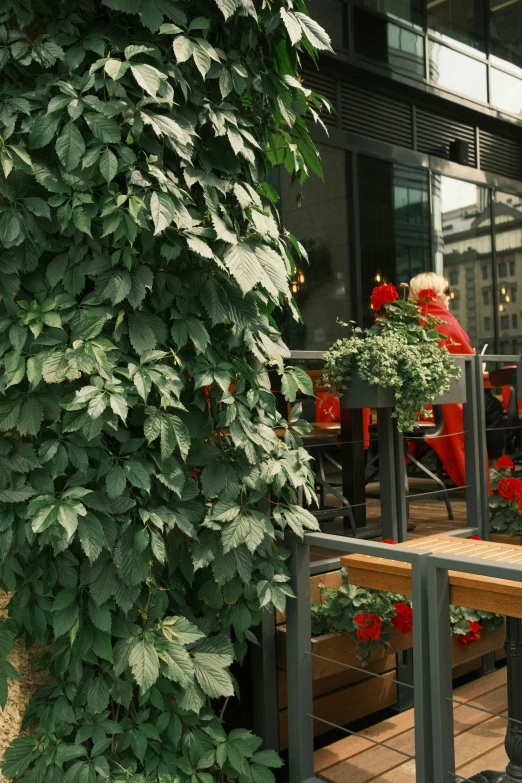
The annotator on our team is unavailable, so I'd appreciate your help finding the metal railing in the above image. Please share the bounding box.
[285,530,522,783]
[285,531,435,783]
[253,353,522,760]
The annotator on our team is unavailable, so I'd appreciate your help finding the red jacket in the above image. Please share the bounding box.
[418,301,474,488]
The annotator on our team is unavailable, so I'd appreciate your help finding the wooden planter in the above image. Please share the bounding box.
[491,533,522,546]
[276,621,505,749]
[341,356,467,409]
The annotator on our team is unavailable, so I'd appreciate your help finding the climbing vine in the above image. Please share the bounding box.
[0,1,329,781]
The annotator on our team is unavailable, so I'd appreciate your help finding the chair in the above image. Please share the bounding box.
[489,366,522,461]
[403,406,454,520]
[365,406,454,520]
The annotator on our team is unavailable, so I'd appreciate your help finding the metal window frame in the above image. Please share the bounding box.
[343,0,522,122]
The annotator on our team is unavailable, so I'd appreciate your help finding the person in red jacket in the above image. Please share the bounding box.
[409,272,505,483]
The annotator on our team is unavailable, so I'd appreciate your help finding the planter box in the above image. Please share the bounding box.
[491,533,522,547]
[341,356,467,409]
[276,622,505,749]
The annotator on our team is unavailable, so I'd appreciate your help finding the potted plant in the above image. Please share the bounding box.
[490,456,522,544]
[322,284,465,431]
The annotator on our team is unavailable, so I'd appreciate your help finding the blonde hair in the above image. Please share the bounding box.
[409,272,447,302]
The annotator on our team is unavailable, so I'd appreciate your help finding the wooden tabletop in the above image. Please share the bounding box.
[341,535,522,617]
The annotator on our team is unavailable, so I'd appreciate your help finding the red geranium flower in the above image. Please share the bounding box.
[382,539,397,545]
[458,620,482,645]
[498,477,522,501]
[354,612,383,642]
[417,288,437,301]
[470,535,482,540]
[497,456,515,470]
[370,283,398,312]
[391,602,413,635]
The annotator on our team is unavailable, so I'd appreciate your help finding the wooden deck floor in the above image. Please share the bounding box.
[314,667,509,782]
[311,479,469,562]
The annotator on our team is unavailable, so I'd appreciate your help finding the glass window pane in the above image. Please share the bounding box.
[428,0,486,51]
[433,175,492,352]
[358,0,423,27]
[429,41,488,103]
[490,0,522,71]
[353,8,425,77]
[278,144,352,351]
[491,67,522,116]
[306,0,345,51]
[494,192,522,356]
[358,156,430,324]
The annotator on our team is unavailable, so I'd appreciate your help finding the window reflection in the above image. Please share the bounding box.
[358,156,429,324]
[359,0,423,27]
[494,192,522,355]
[353,7,425,77]
[433,176,492,352]
[429,41,488,103]
[427,0,486,51]
[490,0,522,70]
[491,67,522,116]
[278,145,352,351]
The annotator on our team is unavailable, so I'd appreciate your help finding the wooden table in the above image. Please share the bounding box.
[342,535,522,782]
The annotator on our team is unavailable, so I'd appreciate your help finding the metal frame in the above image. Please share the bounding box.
[285,531,435,783]
[427,552,522,782]
[342,0,522,128]
[285,535,522,783]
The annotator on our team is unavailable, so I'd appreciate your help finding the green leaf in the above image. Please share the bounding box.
[222,511,266,553]
[129,640,159,694]
[99,148,117,184]
[24,197,50,218]
[84,113,121,143]
[295,12,334,52]
[173,36,195,63]
[29,114,61,149]
[150,191,175,235]
[193,656,234,699]
[56,123,85,171]
[86,676,110,713]
[78,515,104,562]
[130,64,166,97]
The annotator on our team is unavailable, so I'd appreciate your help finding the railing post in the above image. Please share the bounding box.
[377,407,399,542]
[285,531,314,783]
[411,552,435,783]
[504,616,522,780]
[463,355,489,538]
[427,559,455,783]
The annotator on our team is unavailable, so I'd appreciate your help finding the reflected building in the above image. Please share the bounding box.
[279,0,522,356]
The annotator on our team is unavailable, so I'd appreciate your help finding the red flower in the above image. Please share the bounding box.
[458,620,482,645]
[470,535,482,540]
[497,477,522,501]
[193,467,199,481]
[417,288,437,301]
[497,456,515,470]
[354,612,383,642]
[391,602,413,635]
[370,283,398,312]
[382,539,396,545]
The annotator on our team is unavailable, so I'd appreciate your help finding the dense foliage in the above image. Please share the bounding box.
[311,568,504,662]
[323,284,461,431]
[0,1,331,781]
[489,457,522,536]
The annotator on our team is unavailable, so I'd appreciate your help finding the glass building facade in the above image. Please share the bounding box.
[278,0,522,356]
